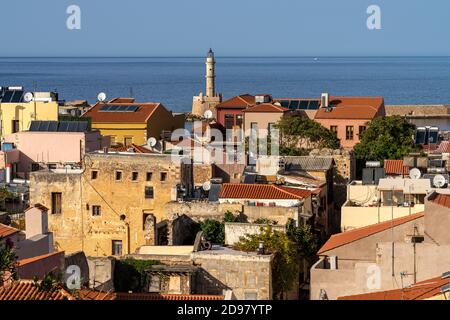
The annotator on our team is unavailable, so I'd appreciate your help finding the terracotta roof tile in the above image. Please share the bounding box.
[338,275,450,300]
[0,281,74,300]
[384,160,409,175]
[24,203,49,212]
[243,103,289,113]
[317,212,424,254]
[314,96,385,120]
[215,94,255,109]
[79,290,224,300]
[434,141,450,153]
[17,251,64,267]
[428,193,450,209]
[0,223,20,239]
[219,183,311,200]
[82,99,162,123]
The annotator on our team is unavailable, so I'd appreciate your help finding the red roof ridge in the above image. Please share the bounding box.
[318,212,424,254]
[17,251,64,267]
[0,223,20,239]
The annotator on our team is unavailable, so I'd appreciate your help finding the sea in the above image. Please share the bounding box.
[1,56,450,127]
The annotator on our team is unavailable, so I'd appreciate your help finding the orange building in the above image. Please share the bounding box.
[314,96,385,149]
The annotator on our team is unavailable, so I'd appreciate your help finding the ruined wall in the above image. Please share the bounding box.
[224,222,285,246]
[385,105,450,117]
[193,250,273,300]
[165,202,243,222]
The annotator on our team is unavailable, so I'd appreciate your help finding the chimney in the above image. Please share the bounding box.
[321,93,329,108]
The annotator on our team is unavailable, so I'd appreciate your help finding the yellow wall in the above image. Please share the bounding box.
[0,101,59,136]
[91,123,147,146]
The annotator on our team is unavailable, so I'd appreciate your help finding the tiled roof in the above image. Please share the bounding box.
[338,275,450,300]
[314,96,385,120]
[24,203,49,212]
[243,103,289,113]
[112,143,154,153]
[0,223,20,239]
[215,94,255,109]
[17,251,63,267]
[384,160,409,175]
[434,141,450,153]
[79,290,224,300]
[317,212,424,254]
[284,156,334,171]
[219,183,311,200]
[82,99,162,123]
[428,193,450,209]
[0,281,74,300]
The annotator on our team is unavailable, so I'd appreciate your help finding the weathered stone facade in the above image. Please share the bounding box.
[29,153,192,256]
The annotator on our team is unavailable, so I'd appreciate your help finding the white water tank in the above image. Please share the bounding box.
[321,93,329,108]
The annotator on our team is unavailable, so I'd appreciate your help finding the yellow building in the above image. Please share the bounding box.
[0,88,59,136]
[29,152,194,256]
[82,97,185,147]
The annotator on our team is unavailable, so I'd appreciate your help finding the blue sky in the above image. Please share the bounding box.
[2,0,450,57]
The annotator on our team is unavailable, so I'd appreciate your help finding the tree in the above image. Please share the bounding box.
[0,238,18,286]
[235,227,298,299]
[275,115,340,155]
[354,116,417,162]
[285,219,317,258]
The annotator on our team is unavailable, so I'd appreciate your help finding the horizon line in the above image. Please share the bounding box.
[1,55,450,59]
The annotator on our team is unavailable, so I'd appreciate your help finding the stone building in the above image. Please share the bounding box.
[191,49,222,117]
[29,151,194,256]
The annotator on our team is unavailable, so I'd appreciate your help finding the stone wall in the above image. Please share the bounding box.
[224,222,285,246]
[86,256,115,291]
[165,201,243,222]
[385,105,450,117]
[192,249,273,300]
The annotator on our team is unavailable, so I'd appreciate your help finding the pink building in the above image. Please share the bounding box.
[215,94,255,130]
[1,121,109,179]
[314,96,385,149]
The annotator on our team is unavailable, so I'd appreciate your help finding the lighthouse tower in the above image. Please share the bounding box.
[191,49,222,117]
[206,48,216,97]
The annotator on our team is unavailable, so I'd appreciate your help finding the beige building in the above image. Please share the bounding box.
[341,178,431,231]
[243,103,289,137]
[310,191,450,300]
[29,152,194,256]
[191,49,222,117]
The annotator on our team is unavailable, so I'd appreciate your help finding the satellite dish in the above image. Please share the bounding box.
[148,137,157,147]
[202,181,211,191]
[203,110,213,119]
[433,174,446,188]
[409,168,422,180]
[23,92,34,102]
[97,92,107,102]
[274,102,282,107]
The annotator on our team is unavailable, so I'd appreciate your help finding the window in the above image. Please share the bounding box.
[145,186,154,199]
[345,126,354,140]
[47,164,57,170]
[91,170,98,180]
[115,171,122,181]
[359,126,366,136]
[31,163,40,172]
[268,123,276,135]
[146,172,153,181]
[236,115,243,128]
[51,192,62,215]
[124,137,133,146]
[11,120,19,133]
[92,205,101,216]
[112,240,122,256]
[224,114,234,130]
[330,126,338,135]
[132,172,138,181]
[160,172,167,182]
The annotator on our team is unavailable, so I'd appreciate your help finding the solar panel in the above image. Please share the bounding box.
[289,100,299,109]
[208,184,221,202]
[126,105,139,112]
[59,122,69,132]
[299,101,309,109]
[48,121,58,131]
[278,100,290,108]
[99,105,112,111]
[41,121,51,131]
[108,105,121,111]
[10,90,23,103]
[308,100,320,109]
[67,122,79,132]
[29,121,40,131]
[1,90,13,102]
[77,121,88,132]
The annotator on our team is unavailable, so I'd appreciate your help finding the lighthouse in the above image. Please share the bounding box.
[191,49,222,117]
